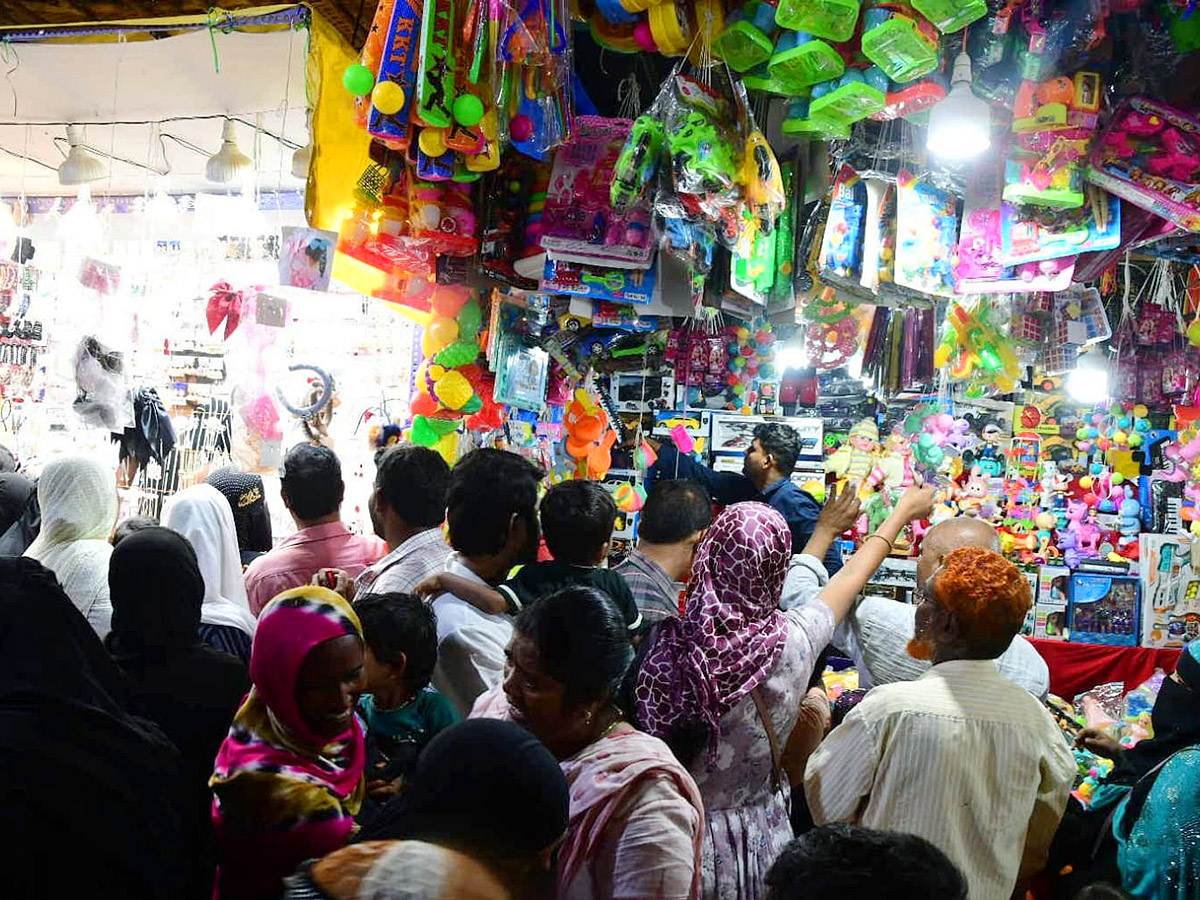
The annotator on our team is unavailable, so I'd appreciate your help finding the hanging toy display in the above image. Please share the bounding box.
[933,297,1021,394]
[724,317,778,412]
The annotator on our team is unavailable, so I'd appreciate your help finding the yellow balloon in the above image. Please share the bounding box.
[427,316,460,349]
[421,330,439,359]
[372,80,406,116]
[418,128,448,157]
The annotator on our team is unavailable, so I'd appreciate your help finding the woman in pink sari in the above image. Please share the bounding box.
[473,586,704,900]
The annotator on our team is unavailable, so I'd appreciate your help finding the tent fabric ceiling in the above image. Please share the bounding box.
[1,1,369,46]
[0,27,309,196]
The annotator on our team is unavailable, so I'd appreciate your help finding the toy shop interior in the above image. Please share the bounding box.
[3,0,1200,874]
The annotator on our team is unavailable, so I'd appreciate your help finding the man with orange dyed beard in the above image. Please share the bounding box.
[804,547,1076,900]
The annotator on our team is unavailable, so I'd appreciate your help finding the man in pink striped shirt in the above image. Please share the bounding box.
[244,444,385,615]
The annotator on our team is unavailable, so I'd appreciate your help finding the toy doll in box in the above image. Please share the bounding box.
[1089,97,1200,233]
[1068,573,1141,646]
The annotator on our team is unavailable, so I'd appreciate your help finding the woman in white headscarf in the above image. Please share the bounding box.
[24,456,117,639]
[163,484,256,663]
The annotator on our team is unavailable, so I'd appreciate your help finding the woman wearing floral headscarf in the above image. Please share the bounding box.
[635,488,933,900]
[210,586,367,900]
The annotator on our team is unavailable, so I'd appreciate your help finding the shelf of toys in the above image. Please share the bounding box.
[322,0,1200,639]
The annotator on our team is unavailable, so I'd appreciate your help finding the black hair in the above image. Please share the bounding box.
[111,516,159,547]
[279,443,343,521]
[766,825,968,900]
[446,448,543,557]
[0,444,17,474]
[374,444,450,529]
[753,422,801,477]
[1072,887,1132,900]
[355,592,438,691]
[515,586,634,708]
[539,480,616,565]
[638,479,712,544]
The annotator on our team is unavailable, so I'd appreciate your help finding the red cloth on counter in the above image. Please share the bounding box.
[1029,638,1182,700]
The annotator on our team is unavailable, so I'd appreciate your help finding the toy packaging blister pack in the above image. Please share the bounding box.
[895,169,958,297]
[957,155,1076,294]
[1088,97,1200,234]
[1000,191,1121,266]
[539,116,655,268]
[540,258,658,304]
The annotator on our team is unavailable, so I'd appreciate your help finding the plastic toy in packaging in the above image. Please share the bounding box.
[819,165,867,281]
[768,30,845,92]
[895,170,958,297]
[870,73,946,121]
[1000,191,1121,266]
[541,116,655,268]
[366,0,421,148]
[910,0,985,34]
[611,114,665,213]
[741,129,785,232]
[859,4,940,84]
[540,259,657,304]
[497,0,573,160]
[408,176,478,256]
[810,68,887,129]
[713,1,779,72]
[1088,97,1200,233]
[934,298,1021,393]
[776,0,861,41]
[782,96,851,141]
[665,76,742,203]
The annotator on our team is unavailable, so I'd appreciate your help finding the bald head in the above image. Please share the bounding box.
[917,517,1001,588]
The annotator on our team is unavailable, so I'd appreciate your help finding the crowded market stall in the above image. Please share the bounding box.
[3,0,1200,855]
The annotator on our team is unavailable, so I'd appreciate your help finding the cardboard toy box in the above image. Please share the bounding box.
[1068,573,1141,647]
[1035,565,1070,640]
[1139,533,1200,648]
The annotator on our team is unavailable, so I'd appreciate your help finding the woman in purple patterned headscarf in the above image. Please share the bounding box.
[635,489,934,900]
[637,502,792,747]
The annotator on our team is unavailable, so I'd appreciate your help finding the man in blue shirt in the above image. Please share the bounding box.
[650,421,843,575]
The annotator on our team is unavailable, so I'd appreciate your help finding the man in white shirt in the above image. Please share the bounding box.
[805,545,1076,900]
[430,448,543,715]
[783,516,1050,698]
[354,444,452,597]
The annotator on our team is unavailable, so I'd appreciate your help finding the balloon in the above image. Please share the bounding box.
[372,80,406,115]
[733,356,746,368]
[342,64,375,97]
[1079,476,1094,490]
[510,115,534,142]
[1133,404,1149,418]
[1112,472,1125,485]
[733,383,745,395]
[736,327,750,342]
[431,287,471,318]
[1128,434,1144,448]
[1075,427,1090,441]
[1112,430,1128,445]
[427,316,460,348]
[410,392,439,417]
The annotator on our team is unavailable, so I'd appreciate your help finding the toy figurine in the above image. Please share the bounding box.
[826,419,882,492]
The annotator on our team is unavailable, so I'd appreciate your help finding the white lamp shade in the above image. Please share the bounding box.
[290,143,312,180]
[206,121,253,184]
[926,53,991,161]
[58,125,108,186]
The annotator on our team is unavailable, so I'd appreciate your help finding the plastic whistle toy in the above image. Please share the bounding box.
[910,0,985,34]
[809,67,888,128]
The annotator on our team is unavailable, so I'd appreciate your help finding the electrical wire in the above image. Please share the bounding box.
[0,114,305,150]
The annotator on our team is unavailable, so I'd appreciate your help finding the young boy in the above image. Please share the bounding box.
[418,480,644,637]
[354,593,459,794]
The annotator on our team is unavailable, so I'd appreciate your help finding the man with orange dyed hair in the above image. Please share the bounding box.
[805,547,1075,900]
